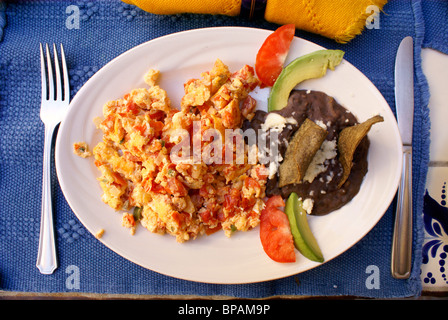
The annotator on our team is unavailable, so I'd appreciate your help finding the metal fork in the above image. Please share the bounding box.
[36,44,70,274]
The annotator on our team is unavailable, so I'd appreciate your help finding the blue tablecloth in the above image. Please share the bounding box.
[1,0,445,299]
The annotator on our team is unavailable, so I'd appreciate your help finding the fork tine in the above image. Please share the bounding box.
[53,44,62,101]
[45,44,54,101]
[60,44,70,102]
[39,43,47,101]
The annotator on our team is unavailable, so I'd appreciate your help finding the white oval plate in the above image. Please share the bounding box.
[56,27,402,284]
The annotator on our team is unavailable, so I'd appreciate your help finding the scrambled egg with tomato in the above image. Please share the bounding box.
[83,60,268,242]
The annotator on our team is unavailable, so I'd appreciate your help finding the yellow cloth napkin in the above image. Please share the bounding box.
[122,0,388,43]
[121,0,241,16]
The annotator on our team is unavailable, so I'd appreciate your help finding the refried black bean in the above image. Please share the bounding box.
[243,90,369,215]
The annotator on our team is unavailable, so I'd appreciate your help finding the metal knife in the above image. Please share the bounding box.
[391,36,414,279]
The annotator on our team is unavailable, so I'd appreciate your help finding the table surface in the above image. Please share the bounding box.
[1,51,447,302]
[419,48,448,295]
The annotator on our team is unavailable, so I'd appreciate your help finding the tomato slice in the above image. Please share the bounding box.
[255,24,295,87]
[260,195,296,263]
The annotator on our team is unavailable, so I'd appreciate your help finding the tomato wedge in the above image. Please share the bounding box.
[260,195,296,263]
[255,24,295,87]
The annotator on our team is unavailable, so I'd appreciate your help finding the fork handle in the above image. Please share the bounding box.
[36,125,58,274]
[391,145,413,279]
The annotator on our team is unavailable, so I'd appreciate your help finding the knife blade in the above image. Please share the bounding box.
[391,36,414,279]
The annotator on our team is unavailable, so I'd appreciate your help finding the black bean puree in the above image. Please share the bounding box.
[243,90,369,216]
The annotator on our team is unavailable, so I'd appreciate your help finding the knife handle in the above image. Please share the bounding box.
[391,145,413,279]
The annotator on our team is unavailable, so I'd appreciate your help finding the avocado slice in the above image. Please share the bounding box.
[267,49,345,112]
[285,192,324,263]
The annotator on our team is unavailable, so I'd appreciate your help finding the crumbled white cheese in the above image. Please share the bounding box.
[261,113,285,132]
[315,120,327,130]
[303,139,337,183]
[261,113,297,133]
[257,138,282,179]
[259,113,297,179]
[326,170,335,183]
[268,161,279,179]
[303,198,314,214]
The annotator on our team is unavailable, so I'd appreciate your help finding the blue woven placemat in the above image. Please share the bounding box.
[421,0,448,54]
[0,0,439,298]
